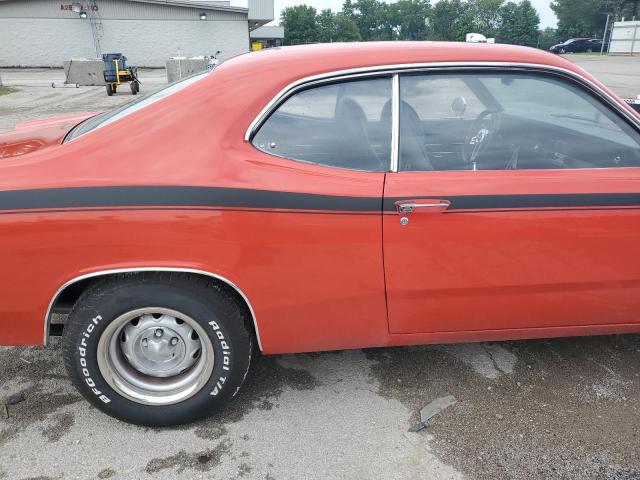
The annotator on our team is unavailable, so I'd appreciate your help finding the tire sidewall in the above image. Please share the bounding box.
[64,280,250,425]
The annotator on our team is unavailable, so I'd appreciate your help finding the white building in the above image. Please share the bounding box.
[0,0,274,67]
[609,20,640,54]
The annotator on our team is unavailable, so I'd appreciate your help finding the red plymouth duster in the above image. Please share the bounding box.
[1,42,639,425]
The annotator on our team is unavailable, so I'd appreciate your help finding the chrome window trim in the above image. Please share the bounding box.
[244,62,640,171]
[44,267,263,351]
[390,74,400,173]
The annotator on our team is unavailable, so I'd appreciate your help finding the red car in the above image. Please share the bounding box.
[1,42,640,426]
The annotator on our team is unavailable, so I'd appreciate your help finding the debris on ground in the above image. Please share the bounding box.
[7,393,26,405]
[2,392,25,419]
[198,452,214,464]
[97,468,116,479]
[409,395,457,432]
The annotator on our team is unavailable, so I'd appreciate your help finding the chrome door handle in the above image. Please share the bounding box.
[395,199,451,214]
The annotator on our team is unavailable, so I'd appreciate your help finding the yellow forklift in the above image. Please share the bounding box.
[103,53,140,96]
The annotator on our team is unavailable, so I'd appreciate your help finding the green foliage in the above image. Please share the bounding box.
[317,8,337,43]
[281,0,543,48]
[0,87,18,96]
[335,13,363,41]
[281,5,319,45]
[315,8,362,42]
[537,26,561,50]
[551,0,639,40]
[429,0,471,40]
[498,0,540,46]
[342,0,394,40]
[468,0,504,39]
[387,0,432,40]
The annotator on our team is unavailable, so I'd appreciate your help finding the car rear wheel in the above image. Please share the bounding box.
[62,273,253,426]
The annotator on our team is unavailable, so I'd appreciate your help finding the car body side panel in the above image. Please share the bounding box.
[0,204,389,352]
[2,43,640,350]
[383,168,640,334]
[0,112,98,158]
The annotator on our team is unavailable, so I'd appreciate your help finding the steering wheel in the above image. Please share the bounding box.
[462,110,501,169]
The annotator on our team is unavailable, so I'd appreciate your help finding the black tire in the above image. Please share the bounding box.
[106,84,114,96]
[62,273,253,426]
[560,48,566,54]
[130,81,139,95]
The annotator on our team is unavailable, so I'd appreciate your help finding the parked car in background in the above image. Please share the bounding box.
[550,38,605,54]
[1,42,640,426]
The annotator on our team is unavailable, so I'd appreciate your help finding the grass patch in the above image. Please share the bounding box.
[0,86,19,96]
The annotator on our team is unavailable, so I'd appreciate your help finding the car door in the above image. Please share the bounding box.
[383,69,640,335]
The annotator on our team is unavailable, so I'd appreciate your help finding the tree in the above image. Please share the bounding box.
[499,0,540,46]
[387,0,431,40]
[429,0,473,41]
[317,8,337,42]
[550,0,639,40]
[335,13,363,41]
[315,8,362,42]
[342,0,393,40]
[537,26,561,50]
[281,5,319,45]
[467,0,504,39]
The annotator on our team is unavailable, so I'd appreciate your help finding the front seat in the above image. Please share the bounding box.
[381,100,434,171]
[335,97,382,171]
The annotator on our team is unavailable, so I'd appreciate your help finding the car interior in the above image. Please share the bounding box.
[252,73,640,172]
[253,78,393,171]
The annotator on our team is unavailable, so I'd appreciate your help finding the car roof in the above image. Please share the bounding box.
[219,41,584,84]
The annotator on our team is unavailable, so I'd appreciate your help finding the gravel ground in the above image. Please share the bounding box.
[1,55,639,480]
[566,54,640,99]
[0,68,167,133]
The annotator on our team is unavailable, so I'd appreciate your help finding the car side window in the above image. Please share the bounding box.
[252,77,392,171]
[398,72,640,172]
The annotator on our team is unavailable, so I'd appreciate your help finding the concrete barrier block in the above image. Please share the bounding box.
[166,58,208,83]
[63,58,105,86]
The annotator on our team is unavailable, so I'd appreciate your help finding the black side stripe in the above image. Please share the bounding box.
[0,187,639,213]
[0,186,381,213]
[384,193,640,212]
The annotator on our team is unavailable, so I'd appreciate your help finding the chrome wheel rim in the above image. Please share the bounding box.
[97,307,214,406]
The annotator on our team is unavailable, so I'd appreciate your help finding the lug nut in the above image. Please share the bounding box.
[155,329,164,338]
[141,338,148,347]
[170,337,179,346]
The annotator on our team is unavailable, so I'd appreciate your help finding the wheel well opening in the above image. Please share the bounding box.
[47,271,260,350]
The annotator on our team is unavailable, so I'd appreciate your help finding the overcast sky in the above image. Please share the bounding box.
[236,0,557,28]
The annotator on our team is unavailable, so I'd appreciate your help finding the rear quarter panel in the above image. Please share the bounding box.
[0,203,388,353]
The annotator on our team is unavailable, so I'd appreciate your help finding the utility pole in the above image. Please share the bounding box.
[601,14,610,55]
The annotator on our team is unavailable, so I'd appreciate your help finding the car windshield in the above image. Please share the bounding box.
[466,74,635,147]
[66,70,209,141]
